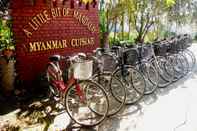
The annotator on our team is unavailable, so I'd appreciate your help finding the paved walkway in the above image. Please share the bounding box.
[97,44,197,131]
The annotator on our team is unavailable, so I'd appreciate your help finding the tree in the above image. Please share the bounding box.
[100,0,195,45]
[166,0,193,27]
[123,0,177,43]
[99,0,121,47]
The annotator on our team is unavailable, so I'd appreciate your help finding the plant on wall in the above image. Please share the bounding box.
[0,18,14,52]
[0,17,15,95]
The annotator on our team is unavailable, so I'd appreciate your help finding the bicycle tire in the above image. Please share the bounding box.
[113,65,145,105]
[166,54,185,81]
[136,61,159,95]
[92,72,126,116]
[65,80,109,126]
[152,56,174,87]
[178,53,189,75]
[183,49,196,71]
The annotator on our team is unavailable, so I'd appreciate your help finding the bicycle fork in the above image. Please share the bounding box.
[69,77,86,103]
[75,84,85,103]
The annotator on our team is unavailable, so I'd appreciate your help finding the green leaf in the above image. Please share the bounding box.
[166,0,176,7]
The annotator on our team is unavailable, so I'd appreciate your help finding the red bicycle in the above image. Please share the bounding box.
[46,54,109,126]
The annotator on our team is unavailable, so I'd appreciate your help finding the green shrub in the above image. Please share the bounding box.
[0,18,14,51]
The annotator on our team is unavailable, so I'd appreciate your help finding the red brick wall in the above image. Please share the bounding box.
[11,0,100,83]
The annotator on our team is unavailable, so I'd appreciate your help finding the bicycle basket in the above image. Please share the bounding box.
[73,60,93,80]
[183,35,192,49]
[183,37,192,49]
[139,46,153,59]
[177,38,186,50]
[123,49,138,65]
[98,54,117,72]
[168,41,179,54]
[153,43,168,56]
[145,45,154,58]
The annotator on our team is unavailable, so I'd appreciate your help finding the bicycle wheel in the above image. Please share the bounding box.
[180,53,189,75]
[114,65,145,105]
[137,61,159,95]
[183,49,196,71]
[92,72,126,116]
[166,54,184,81]
[176,54,189,76]
[153,56,174,87]
[65,80,109,126]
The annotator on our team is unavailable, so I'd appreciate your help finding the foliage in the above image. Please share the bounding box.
[99,0,195,45]
[165,0,176,7]
[108,32,135,46]
[166,0,194,26]
[163,31,176,38]
[99,0,117,47]
[0,18,14,51]
[109,37,120,47]
[191,1,197,23]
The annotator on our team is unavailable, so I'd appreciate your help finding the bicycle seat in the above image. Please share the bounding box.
[49,55,61,62]
[111,46,121,50]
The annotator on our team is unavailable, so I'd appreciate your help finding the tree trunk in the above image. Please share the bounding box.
[0,57,15,95]
[114,19,118,41]
[121,14,125,40]
[136,32,144,43]
[103,32,110,48]
[128,19,131,40]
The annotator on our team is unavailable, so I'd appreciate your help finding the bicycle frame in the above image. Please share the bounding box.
[47,61,85,102]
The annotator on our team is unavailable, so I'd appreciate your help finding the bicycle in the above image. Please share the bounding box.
[124,43,159,95]
[105,46,146,105]
[165,37,189,81]
[177,35,195,72]
[90,51,126,116]
[46,54,109,126]
[148,41,175,87]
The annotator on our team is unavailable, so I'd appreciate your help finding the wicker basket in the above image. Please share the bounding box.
[99,54,117,72]
[123,49,138,65]
[138,46,153,59]
[168,41,179,54]
[153,43,168,56]
[73,60,93,80]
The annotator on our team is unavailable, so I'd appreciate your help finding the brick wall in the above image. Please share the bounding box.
[10,0,100,84]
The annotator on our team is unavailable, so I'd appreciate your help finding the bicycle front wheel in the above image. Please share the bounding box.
[137,61,159,95]
[92,72,126,116]
[154,56,174,87]
[114,65,145,105]
[65,80,109,126]
[183,49,196,71]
